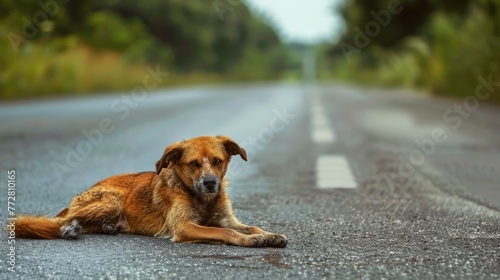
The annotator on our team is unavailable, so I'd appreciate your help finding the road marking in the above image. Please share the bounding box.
[310,93,336,144]
[316,155,357,189]
[310,93,356,189]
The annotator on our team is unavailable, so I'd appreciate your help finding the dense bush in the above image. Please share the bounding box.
[0,0,294,99]
[326,0,500,104]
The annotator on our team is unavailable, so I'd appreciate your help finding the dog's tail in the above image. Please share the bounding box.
[10,215,62,239]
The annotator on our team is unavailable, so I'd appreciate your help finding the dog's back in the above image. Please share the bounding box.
[14,171,156,239]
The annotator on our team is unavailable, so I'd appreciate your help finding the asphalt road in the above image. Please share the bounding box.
[0,83,499,279]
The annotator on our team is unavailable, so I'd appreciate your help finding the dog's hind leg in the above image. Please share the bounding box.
[56,188,127,237]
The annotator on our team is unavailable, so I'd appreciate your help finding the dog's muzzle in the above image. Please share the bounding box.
[195,174,220,194]
[203,177,218,192]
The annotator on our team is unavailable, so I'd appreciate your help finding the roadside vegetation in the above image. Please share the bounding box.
[1,1,498,105]
[0,1,299,100]
[324,0,500,104]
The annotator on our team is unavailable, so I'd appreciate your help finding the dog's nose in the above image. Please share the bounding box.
[203,178,217,191]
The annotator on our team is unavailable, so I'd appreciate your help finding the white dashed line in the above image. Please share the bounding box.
[316,155,357,189]
[310,92,357,189]
[310,93,336,144]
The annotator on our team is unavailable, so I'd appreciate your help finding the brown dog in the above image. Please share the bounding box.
[14,135,287,247]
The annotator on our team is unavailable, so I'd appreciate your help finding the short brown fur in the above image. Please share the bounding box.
[12,136,287,247]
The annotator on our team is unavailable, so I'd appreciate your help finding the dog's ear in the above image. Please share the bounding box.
[218,136,247,161]
[155,144,184,174]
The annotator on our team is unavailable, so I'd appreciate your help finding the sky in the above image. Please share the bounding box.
[245,0,345,44]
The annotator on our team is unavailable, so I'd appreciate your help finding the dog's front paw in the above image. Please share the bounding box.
[243,234,266,247]
[265,233,288,248]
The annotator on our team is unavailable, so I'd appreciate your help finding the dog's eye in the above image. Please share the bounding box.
[189,161,200,167]
[213,159,222,166]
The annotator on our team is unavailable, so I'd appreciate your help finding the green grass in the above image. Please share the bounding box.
[322,5,500,105]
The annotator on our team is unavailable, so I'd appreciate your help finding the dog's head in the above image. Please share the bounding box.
[155,135,247,196]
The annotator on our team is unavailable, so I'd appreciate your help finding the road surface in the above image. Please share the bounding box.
[1,83,499,279]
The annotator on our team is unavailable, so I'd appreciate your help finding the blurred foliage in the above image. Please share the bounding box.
[326,0,500,104]
[0,0,297,99]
